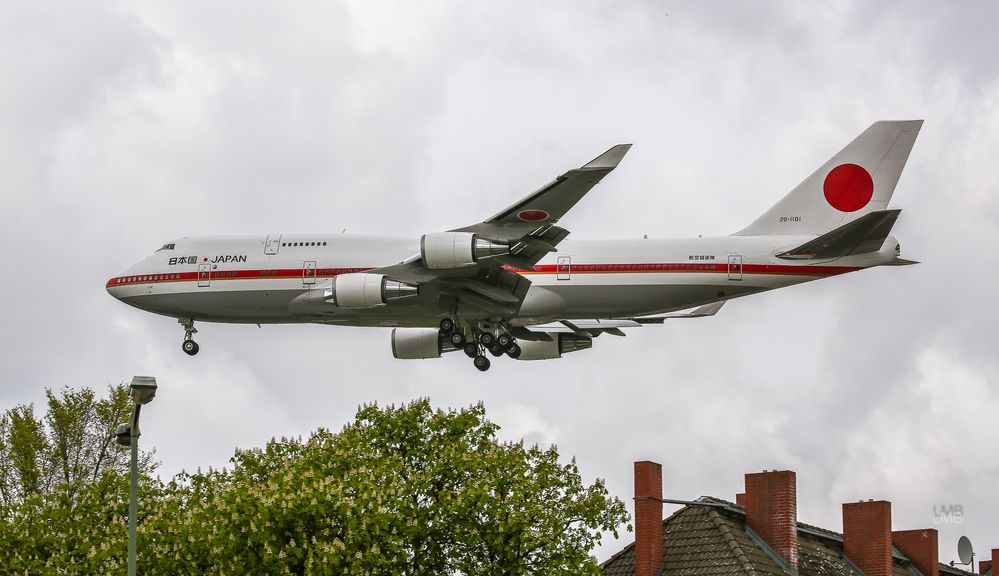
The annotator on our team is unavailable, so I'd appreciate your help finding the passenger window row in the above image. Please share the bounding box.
[282,241,328,247]
[116,274,183,284]
[574,263,717,271]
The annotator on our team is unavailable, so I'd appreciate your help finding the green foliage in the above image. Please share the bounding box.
[0,472,163,574]
[0,398,629,575]
[0,384,155,508]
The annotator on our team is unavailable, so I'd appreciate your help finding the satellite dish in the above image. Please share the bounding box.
[958,535,974,565]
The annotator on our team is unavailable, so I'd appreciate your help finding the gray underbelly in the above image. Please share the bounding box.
[119,289,443,326]
[538,283,764,319]
[119,283,766,326]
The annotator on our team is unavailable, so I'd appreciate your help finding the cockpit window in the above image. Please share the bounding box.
[156,243,176,251]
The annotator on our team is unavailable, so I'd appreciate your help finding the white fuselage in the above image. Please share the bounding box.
[106,233,896,327]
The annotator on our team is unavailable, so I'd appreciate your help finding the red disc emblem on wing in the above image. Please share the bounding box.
[823,163,874,212]
[517,209,550,222]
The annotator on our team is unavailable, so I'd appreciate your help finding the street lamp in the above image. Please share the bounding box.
[115,376,157,576]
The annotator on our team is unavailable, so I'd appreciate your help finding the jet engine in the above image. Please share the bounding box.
[391,328,454,359]
[324,273,418,308]
[420,232,509,269]
[515,333,592,360]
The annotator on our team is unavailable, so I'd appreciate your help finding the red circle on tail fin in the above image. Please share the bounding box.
[518,209,550,222]
[823,163,874,212]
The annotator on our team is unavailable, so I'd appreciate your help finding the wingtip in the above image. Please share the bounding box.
[582,143,633,169]
[874,119,924,132]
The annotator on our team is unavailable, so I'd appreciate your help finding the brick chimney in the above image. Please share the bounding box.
[893,529,939,576]
[634,461,664,576]
[843,500,893,576]
[979,559,992,576]
[736,493,747,507]
[743,470,798,566]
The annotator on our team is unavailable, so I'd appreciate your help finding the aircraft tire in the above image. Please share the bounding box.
[506,342,522,359]
[449,332,466,348]
[464,343,478,358]
[479,332,495,347]
[473,355,490,372]
[488,345,504,357]
[439,318,455,333]
[497,333,513,348]
[182,340,199,356]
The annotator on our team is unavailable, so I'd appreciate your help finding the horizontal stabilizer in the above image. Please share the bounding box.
[776,209,900,260]
[883,258,919,266]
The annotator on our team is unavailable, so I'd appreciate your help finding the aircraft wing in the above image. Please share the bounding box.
[453,143,632,266]
[369,144,632,315]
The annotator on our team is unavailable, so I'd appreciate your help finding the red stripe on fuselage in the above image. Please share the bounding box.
[106,262,861,288]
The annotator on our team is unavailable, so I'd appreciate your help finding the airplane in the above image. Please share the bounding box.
[107,120,922,371]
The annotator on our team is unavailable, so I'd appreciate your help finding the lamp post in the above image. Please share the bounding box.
[115,376,157,576]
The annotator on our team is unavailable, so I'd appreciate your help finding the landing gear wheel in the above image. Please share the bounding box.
[449,332,466,348]
[506,342,522,359]
[182,340,200,356]
[179,318,199,356]
[473,355,491,372]
[488,345,504,357]
[464,342,479,358]
[479,332,495,347]
[439,318,455,333]
[497,333,513,348]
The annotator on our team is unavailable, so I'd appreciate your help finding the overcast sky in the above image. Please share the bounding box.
[3,0,998,563]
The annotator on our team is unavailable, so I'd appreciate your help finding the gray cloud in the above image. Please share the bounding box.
[2,0,997,562]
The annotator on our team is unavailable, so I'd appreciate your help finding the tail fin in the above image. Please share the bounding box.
[736,120,922,236]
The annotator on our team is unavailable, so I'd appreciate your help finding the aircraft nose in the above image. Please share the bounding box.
[106,275,122,299]
[106,266,136,300]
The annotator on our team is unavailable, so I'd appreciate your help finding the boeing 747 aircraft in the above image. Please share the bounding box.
[107,120,921,371]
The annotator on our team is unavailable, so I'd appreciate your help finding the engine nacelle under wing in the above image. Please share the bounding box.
[391,328,447,359]
[420,232,509,270]
[325,273,418,309]
[516,333,592,360]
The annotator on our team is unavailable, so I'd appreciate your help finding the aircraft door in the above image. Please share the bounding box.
[727,255,743,281]
[303,260,317,286]
[198,263,212,287]
[264,234,282,255]
[557,256,571,280]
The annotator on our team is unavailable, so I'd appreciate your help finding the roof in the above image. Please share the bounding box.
[601,498,966,576]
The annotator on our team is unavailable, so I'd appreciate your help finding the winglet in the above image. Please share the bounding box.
[582,144,633,170]
[679,301,725,318]
[632,301,726,324]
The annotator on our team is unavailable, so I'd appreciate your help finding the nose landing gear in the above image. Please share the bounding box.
[182,339,200,355]
[179,317,199,356]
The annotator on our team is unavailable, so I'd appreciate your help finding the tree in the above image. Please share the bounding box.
[138,400,628,575]
[0,398,629,575]
[0,384,156,508]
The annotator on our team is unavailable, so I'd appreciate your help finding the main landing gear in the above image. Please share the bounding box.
[179,317,199,356]
[438,318,521,371]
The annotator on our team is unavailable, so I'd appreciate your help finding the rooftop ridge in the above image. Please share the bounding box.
[709,508,760,576]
